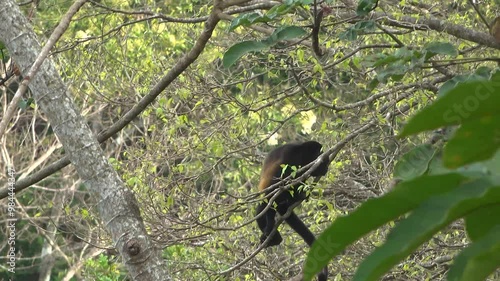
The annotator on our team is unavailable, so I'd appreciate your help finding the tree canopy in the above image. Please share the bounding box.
[0,0,499,280]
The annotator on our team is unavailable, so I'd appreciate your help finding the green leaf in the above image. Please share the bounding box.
[447,225,500,281]
[367,78,379,90]
[438,71,492,97]
[228,3,296,30]
[303,173,465,280]
[426,152,451,175]
[400,76,500,137]
[285,0,312,4]
[339,28,358,41]
[269,26,307,42]
[427,150,496,178]
[229,12,269,31]
[483,150,500,173]
[370,54,399,67]
[223,26,306,67]
[223,41,268,68]
[375,62,410,83]
[393,144,436,180]
[338,20,376,41]
[424,42,458,58]
[474,66,493,78]
[352,178,500,281]
[364,47,424,83]
[443,115,500,168]
[266,3,295,18]
[18,99,29,109]
[18,97,35,110]
[465,204,500,241]
[438,76,472,97]
[357,0,378,16]
[81,208,89,218]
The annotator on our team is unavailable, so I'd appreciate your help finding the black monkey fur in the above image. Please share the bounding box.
[256,141,329,281]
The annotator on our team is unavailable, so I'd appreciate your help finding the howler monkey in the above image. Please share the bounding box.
[256,141,329,281]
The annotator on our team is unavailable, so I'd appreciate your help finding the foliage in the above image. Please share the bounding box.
[304,72,500,280]
[2,0,500,280]
[82,254,125,281]
[223,26,307,68]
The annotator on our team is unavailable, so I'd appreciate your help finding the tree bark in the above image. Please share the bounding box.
[0,1,170,279]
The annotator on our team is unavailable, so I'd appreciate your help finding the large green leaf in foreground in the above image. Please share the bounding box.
[443,115,500,168]
[352,177,500,281]
[400,74,500,137]
[447,224,500,281]
[303,173,465,280]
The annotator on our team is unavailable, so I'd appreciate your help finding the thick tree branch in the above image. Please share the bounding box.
[376,12,500,49]
[0,0,225,279]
